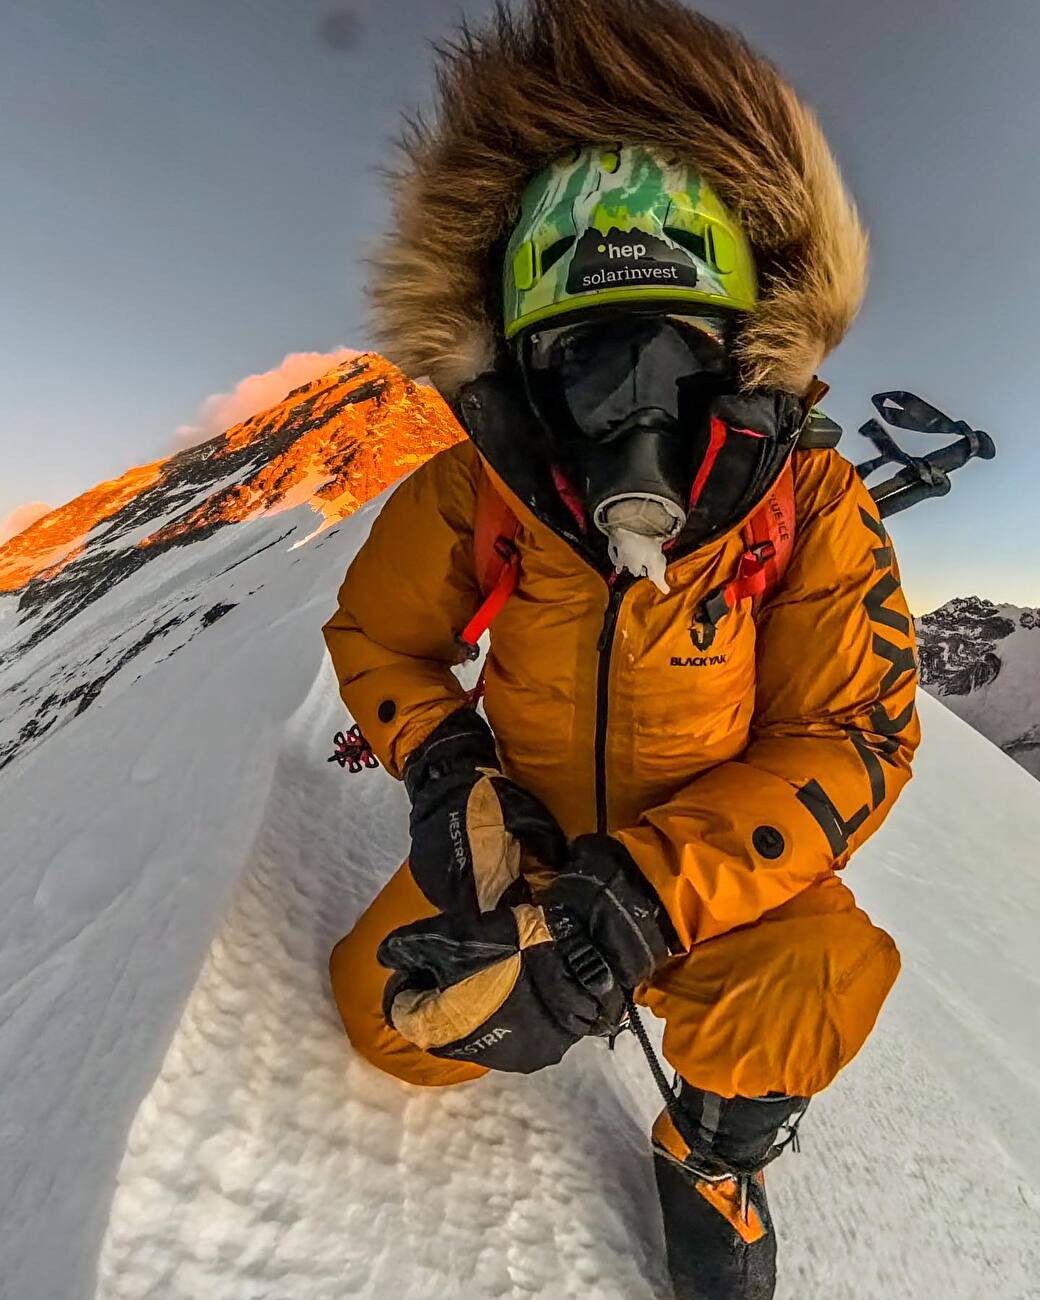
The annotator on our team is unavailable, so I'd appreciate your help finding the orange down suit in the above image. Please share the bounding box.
[324,437,919,1098]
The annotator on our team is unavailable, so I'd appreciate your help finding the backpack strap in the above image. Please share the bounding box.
[687,381,824,643]
[458,456,799,670]
[695,458,797,636]
[455,472,521,664]
[743,454,796,597]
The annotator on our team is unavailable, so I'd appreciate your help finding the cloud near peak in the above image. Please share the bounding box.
[173,347,362,449]
[2,349,364,546]
[0,501,54,546]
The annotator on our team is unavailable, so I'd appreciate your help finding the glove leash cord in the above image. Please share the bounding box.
[624,990,807,1202]
[623,991,703,1156]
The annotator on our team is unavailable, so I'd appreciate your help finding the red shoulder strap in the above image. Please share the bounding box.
[472,472,521,594]
[699,458,797,629]
[456,473,521,664]
[460,458,796,670]
[741,455,797,597]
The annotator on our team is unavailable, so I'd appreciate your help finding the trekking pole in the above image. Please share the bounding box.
[852,391,996,519]
[869,425,996,518]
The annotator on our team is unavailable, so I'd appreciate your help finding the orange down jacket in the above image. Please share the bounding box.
[324,439,920,955]
[323,0,911,1098]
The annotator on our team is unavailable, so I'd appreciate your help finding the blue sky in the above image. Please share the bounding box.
[3,0,1038,612]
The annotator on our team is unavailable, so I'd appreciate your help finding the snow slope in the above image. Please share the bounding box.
[2,495,1040,1300]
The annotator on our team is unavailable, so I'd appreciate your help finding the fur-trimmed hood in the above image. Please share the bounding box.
[367,0,868,398]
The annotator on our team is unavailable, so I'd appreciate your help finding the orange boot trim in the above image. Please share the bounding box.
[651,1109,766,1245]
[695,1174,766,1245]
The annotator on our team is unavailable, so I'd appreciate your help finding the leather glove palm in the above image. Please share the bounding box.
[404,709,566,915]
[378,897,625,1073]
[378,836,677,1074]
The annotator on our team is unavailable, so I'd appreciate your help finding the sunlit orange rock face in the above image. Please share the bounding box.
[0,354,465,593]
[0,462,165,592]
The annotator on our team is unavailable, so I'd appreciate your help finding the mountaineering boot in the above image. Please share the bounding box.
[651,1084,808,1300]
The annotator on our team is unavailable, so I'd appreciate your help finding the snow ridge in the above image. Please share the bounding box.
[92,679,1040,1300]
[94,664,670,1300]
[2,488,1039,1298]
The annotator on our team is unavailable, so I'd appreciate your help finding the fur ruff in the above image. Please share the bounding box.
[367,0,868,398]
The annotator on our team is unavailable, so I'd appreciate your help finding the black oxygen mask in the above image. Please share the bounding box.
[518,310,735,589]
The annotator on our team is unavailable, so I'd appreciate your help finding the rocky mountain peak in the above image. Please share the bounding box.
[916,595,1040,778]
[0,355,463,772]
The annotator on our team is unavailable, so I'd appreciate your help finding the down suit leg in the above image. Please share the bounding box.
[330,864,898,1097]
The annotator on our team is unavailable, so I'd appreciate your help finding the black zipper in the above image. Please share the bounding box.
[458,382,643,831]
[594,575,634,834]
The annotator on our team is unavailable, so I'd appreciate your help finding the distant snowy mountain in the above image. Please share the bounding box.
[2,374,1039,1300]
[916,596,1040,779]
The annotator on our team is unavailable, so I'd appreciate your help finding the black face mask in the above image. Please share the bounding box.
[517,310,805,587]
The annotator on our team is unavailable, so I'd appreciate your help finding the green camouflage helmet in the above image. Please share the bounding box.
[503,144,757,339]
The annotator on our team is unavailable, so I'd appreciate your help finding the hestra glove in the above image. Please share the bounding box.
[377,898,625,1073]
[539,834,678,989]
[404,708,567,915]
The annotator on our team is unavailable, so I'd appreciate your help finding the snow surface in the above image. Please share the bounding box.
[2,496,1040,1300]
